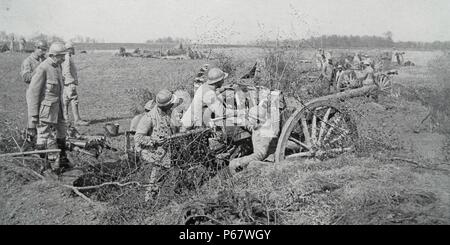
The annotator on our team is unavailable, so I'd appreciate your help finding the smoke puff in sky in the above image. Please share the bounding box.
[0,0,449,43]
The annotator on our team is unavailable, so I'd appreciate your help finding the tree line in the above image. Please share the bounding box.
[0,31,100,44]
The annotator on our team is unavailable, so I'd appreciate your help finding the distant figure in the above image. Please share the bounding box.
[394,51,405,65]
[320,58,335,93]
[359,59,375,86]
[9,35,15,52]
[353,52,362,69]
[19,38,26,52]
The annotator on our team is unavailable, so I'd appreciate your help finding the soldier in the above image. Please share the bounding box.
[335,64,344,86]
[359,59,375,86]
[134,89,179,200]
[21,40,48,150]
[26,42,70,172]
[228,89,279,174]
[193,64,209,91]
[129,99,155,132]
[180,67,236,130]
[320,58,335,93]
[9,35,15,52]
[21,40,48,84]
[19,38,26,53]
[62,41,89,126]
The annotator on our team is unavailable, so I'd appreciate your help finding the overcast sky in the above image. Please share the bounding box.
[0,0,449,43]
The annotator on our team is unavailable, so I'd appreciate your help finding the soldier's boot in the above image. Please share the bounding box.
[34,143,51,172]
[56,138,71,171]
[72,103,89,126]
[144,166,160,201]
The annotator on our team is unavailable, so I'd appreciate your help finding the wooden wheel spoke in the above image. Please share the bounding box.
[300,116,311,147]
[288,137,310,150]
[311,113,317,144]
[323,115,341,142]
[318,108,331,145]
[328,130,349,145]
[286,151,313,160]
[322,147,354,154]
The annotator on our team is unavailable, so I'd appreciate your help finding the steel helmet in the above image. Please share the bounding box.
[155,89,178,108]
[48,42,68,56]
[35,40,49,50]
[65,41,75,49]
[206,68,228,85]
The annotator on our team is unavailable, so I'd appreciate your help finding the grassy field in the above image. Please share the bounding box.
[0,47,448,224]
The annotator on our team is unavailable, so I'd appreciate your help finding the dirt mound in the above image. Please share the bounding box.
[0,160,100,225]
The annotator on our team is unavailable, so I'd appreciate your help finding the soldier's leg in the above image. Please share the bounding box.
[71,86,89,126]
[36,122,54,170]
[140,149,161,201]
[54,116,70,169]
[229,134,272,174]
[63,91,71,122]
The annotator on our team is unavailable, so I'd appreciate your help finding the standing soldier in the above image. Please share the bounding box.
[19,38,26,52]
[21,40,48,150]
[62,41,89,126]
[9,35,15,52]
[26,42,70,172]
[134,89,179,200]
[320,58,335,93]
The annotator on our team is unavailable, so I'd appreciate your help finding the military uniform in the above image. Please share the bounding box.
[321,62,335,93]
[21,53,44,84]
[180,83,228,129]
[360,66,375,86]
[135,106,175,196]
[229,100,279,174]
[26,57,66,146]
[62,53,79,118]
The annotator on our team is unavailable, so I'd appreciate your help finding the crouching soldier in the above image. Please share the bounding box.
[26,42,70,172]
[134,89,179,201]
[228,90,280,174]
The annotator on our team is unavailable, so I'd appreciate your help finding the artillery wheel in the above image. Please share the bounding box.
[375,73,392,95]
[275,100,358,163]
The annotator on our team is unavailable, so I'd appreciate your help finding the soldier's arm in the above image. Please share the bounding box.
[134,114,155,148]
[27,67,46,118]
[20,59,33,84]
[62,56,77,85]
[204,90,233,119]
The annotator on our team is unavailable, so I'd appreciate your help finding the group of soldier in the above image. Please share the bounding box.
[18,39,275,200]
[128,64,281,200]
[20,40,89,171]
[316,49,376,94]
[17,42,383,200]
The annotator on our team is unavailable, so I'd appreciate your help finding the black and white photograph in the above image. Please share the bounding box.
[0,0,449,227]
